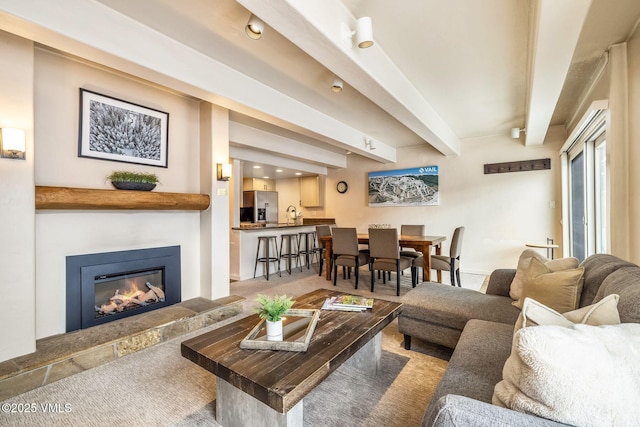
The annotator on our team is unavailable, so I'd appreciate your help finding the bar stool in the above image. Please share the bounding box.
[253,235,281,280]
[298,231,316,270]
[279,233,301,274]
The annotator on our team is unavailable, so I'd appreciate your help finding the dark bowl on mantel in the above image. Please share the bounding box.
[111,181,156,191]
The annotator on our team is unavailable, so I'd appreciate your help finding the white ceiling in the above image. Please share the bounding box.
[4,0,640,176]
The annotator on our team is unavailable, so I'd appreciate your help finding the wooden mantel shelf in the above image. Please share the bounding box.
[35,186,210,211]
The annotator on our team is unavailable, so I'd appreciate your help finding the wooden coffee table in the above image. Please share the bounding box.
[181,288,402,426]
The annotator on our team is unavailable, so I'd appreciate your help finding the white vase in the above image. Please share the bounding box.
[266,319,283,341]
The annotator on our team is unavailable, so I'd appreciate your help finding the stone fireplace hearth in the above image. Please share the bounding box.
[0,295,245,401]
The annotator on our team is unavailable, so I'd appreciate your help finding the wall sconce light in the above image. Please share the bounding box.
[342,17,374,49]
[0,128,26,160]
[331,77,343,93]
[245,14,265,40]
[511,127,525,139]
[364,138,376,150]
[217,163,232,181]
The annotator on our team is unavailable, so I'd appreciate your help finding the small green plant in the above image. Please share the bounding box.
[107,170,159,184]
[254,294,295,322]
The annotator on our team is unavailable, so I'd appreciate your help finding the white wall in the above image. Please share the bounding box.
[199,102,231,300]
[0,31,36,361]
[325,132,564,274]
[33,48,202,338]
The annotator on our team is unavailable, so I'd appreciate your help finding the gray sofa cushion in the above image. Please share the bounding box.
[430,319,514,404]
[593,266,640,323]
[485,269,517,296]
[402,283,521,330]
[398,315,462,349]
[422,319,514,426]
[426,395,570,427]
[578,254,636,306]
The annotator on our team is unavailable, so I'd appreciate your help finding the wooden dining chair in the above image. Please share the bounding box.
[431,226,465,287]
[368,228,413,296]
[331,227,370,289]
[400,224,425,283]
[314,225,332,277]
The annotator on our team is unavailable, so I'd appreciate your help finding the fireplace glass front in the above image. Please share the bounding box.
[94,268,165,319]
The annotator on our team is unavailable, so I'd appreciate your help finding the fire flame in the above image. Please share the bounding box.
[122,277,144,296]
[97,277,165,315]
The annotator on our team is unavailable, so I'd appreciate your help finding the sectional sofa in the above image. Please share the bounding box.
[399,253,640,426]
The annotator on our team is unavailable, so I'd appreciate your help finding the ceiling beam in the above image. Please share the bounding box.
[229,146,328,176]
[229,121,347,169]
[0,0,396,163]
[525,0,592,146]
[237,0,461,156]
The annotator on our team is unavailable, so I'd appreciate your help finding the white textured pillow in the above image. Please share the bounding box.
[512,294,621,333]
[492,323,640,426]
[509,249,579,301]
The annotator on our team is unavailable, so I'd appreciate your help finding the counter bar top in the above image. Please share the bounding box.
[232,222,335,231]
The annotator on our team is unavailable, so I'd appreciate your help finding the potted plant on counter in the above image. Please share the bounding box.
[255,294,295,341]
[107,171,160,191]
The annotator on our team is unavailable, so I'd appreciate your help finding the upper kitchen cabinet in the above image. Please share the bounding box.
[300,175,324,207]
[243,178,276,191]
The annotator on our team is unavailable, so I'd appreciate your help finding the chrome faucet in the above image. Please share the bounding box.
[286,205,297,225]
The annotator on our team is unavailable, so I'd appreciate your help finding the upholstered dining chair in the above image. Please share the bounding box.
[331,227,370,289]
[431,226,465,287]
[400,224,425,283]
[368,228,413,296]
[314,225,332,277]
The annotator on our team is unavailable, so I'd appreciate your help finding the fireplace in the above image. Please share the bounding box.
[66,246,181,332]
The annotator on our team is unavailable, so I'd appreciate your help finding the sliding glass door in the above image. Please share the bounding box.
[563,110,607,262]
[594,138,607,254]
[569,150,586,261]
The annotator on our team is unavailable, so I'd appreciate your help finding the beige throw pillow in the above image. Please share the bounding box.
[512,257,584,313]
[509,249,579,301]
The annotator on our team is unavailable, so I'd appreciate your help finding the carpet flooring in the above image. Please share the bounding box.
[0,268,485,426]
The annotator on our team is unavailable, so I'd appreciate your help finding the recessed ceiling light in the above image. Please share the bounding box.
[253,165,261,169]
[263,176,269,179]
[276,169,283,173]
[245,14,264,40]
[331,77,343,93]
[295,172,302,176]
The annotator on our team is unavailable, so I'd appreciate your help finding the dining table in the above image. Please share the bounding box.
[320,234,447,283]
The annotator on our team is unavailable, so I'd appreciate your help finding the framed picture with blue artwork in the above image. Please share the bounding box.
[368,165,439,206]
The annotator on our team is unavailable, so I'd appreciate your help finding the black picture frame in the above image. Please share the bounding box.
[78,89,169,168]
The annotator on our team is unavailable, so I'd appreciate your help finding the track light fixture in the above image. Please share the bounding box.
[331,77,343,93]
[364,138,376,150]
[356,17,374,48]
[245,14,264,40]
[342,17,374,49]
[511,127,526,139]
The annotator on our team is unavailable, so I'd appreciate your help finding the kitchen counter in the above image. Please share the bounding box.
[230,224,324,280]
[302,218,336,225]
[232,222,334,231]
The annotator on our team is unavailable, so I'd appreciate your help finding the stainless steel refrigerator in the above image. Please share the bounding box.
[242,191,279,223]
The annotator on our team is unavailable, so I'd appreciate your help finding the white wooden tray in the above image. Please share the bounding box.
[239,309,320,352]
